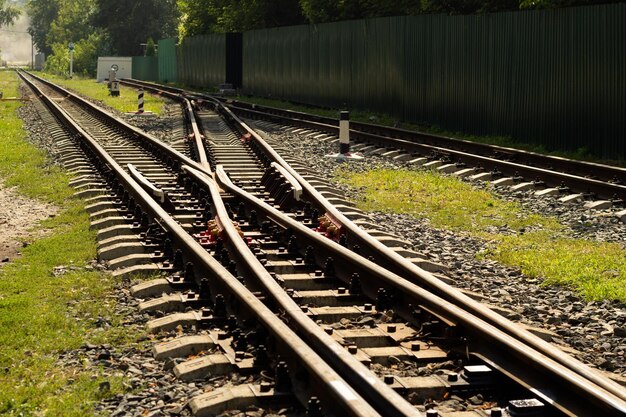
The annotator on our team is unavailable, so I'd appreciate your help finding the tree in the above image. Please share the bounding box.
[44,41,69,74]
[27,0,58,55]
[519,0,625,9]
[47,0,98,46]
[299,0,424,23]
[421,0,518,14]
[73,30,109,75]
[95,0,178,56]
[177,0,218,38]
[299,0,527,21]
[26,0,98,57]
[145,37,156,56]
[0,0,20,27]
[216,0,304,31]
[176,0,304,38]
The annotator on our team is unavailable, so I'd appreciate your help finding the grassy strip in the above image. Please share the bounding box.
[37,72,166,115]
[336,167,626,302]
[235,95,621,166]
[0,69,144,416]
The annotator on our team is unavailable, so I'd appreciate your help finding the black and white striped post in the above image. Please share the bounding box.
[324,109,363,161]
[339,110,350,154]
[137,90,145,114]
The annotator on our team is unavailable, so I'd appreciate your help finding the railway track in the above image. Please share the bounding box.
[120,79,626,214]
[222,99,626,206]
[19,71,626,416]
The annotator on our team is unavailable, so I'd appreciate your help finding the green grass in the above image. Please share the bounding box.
[37,72,166,115]
[0,69,149,416]
[337,168,561,233]
[488,232,626,301]
[337,167,626,302]
[235,95,623,166]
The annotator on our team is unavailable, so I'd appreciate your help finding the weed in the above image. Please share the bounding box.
[0,69,148,416]
[337,167,626,302]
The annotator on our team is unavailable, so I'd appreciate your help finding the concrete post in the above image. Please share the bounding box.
[138,90,145,113]
[339,111,350,154]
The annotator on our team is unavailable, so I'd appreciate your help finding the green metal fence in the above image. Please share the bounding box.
[243,4,626,159]
[158,38,177,83]
[177,33,227,87]
[132,56,159,81]
[176,33,242,88]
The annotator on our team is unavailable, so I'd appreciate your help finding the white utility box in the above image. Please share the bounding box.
[96,57,132,82]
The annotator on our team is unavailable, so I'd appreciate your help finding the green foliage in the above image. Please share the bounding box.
[420,0,519,14]
[28,0,109,76]
[73,31,109,76]
[519,0,626,9]
[95,0,178,55]
[177,0,216,38]
[298,0,626,19]
[28,0,178,67]
[145,37,156,56]
[299,0,422,23]
[26,0,59,55]
[298,0,526,20]
[28,0,101,62]
[177,0,304,38]
[44,42,70,76]
[46,0,97,46]
[0,0,20,27]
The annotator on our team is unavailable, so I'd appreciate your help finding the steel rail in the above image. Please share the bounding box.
[118,78,626,199]
[223,99,626,186]
[118,79,210,171]
[213,102,626,404]
[182,97,211,171]
[229,105,626,201]
[19,71,211,180]
[21,71,384,417]
[184,164,422,417]
[94,77,626,408]
[118,78,626,190]
[120,78,188,96]
[214,163,626,417]
[115,78,626,403]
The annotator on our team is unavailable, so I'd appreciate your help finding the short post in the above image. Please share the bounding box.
[137,90,145,113]
[68,42,74,78]
[324,109,362,161]
[339,111,350,154]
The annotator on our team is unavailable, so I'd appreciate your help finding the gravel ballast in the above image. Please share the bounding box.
[18,84,625,415]
[251,121,626,381]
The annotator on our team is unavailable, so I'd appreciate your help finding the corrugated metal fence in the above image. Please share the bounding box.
[158,38,177,83]
[243,5,626,159]
[175,33,242,88]
[132,56,159,81]
[177,34,227,87]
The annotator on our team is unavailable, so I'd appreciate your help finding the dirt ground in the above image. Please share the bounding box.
[0,181,57,266]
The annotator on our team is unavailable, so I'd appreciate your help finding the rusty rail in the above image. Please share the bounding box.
[19,69,385,417]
